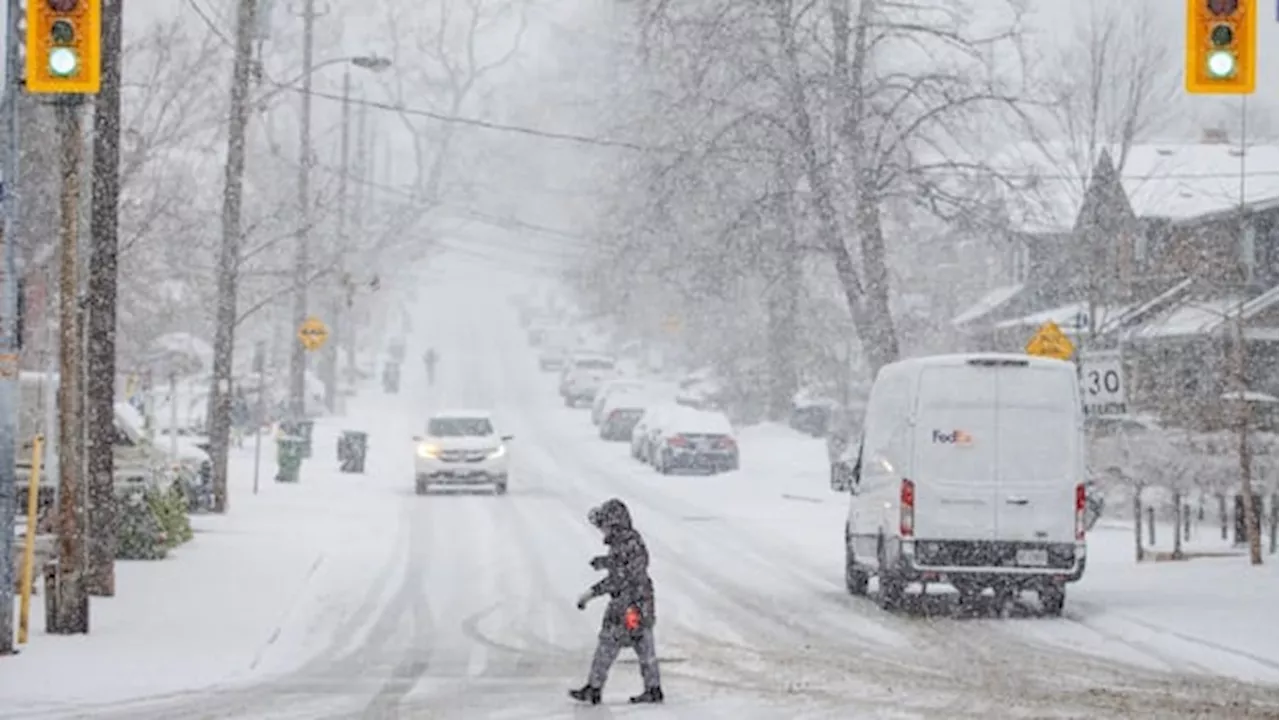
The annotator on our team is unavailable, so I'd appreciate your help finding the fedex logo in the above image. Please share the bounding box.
[932,429,973,446]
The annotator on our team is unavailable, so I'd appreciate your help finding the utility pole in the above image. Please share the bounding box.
[288,0,317,419]
[207,0,259,515]
[322,69,351,414]
[52,96,88,635]
[0,0,24,653]
[346,95,366,387]
[85,0,124,597]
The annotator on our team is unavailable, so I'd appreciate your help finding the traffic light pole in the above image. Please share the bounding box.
[51,95,88,635]
[288,0,317,419]
[0,0,24,654]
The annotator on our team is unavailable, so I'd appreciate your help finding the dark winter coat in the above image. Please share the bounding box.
[586,498,656,632]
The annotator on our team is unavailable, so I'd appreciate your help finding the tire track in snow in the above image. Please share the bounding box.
[502,338,1278,717]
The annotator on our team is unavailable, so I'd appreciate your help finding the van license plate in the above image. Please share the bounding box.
[1015,549,1048,567]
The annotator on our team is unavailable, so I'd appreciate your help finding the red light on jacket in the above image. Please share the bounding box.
[900,479,915,537]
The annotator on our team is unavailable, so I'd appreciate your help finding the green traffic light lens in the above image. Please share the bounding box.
[48,47,78,77]
[1206,50,1236,78]
[50,19,74,45]
[1210,23,1233,47]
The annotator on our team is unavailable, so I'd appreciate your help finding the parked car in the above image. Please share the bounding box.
[538,327,579,370]
[599,394,649,441]
[648,409,738,474]
[832,353,1087,615]
[591,378,648,425]
[630,403,681,463]
[559,353,620,407]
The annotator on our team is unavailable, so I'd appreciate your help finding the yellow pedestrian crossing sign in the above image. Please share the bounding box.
[1025,320,1075,361]
[297,316,329,352]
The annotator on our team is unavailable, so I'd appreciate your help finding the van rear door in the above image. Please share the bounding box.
[994,364,1080,544]
[912,365,999,540]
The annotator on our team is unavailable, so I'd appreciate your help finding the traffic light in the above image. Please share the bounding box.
[1186,0,1257,95]
[24,0,101,94]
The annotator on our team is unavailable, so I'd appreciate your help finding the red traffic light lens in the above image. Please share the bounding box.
[47,0,77,11]
[1207,0,1238,15]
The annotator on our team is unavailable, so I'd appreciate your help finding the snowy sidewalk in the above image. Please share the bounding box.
[2,401,410,710]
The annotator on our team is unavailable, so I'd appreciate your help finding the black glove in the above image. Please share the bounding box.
[589,556,607,570]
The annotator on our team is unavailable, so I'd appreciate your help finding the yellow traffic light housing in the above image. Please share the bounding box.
[25,0,101,94]
[1186,0,1257,95]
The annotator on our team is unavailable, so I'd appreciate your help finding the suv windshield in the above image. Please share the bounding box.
[427,417,494,437]
[575,358,615,370]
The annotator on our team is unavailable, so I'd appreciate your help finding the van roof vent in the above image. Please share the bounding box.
[967,358,1030,367]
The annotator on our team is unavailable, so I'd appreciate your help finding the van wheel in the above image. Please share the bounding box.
[844,534,868,596]
[1039,585,1066,617]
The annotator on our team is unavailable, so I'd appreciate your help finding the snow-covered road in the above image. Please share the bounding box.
[12,280,1277,719]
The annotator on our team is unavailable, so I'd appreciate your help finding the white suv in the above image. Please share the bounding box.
[414,410,512,495]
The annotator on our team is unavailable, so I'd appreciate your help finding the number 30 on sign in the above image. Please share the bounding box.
[1081,351,1126,416]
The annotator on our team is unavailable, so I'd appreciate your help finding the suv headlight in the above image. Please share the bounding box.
[489,445,506,458]
[417,443,441,459]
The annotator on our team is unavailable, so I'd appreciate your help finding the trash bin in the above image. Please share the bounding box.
[382,362,401,394]
[276,435,305,483]
[278,419,315,458]
[338,431,368,474]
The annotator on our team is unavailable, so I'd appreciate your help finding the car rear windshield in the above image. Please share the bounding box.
[575,358,615,370]
[428,417,493,437]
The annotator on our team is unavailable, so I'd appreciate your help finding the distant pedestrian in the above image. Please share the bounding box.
[423,348,438,386]
[569,498,664,705]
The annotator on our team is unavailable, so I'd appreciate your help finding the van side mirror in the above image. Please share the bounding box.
[501,435,514,442]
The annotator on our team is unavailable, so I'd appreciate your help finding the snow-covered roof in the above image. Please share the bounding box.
[1222,390,1279,404]
[1128,286,1278,340]
[993,301,1133,336]
[985,141,1279,233]
[951,284,1024,328]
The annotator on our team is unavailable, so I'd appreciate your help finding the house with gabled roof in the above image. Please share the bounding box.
[951,135,1278,430]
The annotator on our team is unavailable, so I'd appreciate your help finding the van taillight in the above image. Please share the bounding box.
[1074,483,1086,541]
[900,479,915,537]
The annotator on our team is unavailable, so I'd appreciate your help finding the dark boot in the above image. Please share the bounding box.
[568,684,601,705]
[629,687,664,704]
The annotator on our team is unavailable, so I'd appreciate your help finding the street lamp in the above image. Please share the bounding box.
[289,52,391,418]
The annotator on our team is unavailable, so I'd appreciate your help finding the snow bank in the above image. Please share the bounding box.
[2,403,408,710]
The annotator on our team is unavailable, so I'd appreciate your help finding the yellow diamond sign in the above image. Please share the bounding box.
[1025,320,1075,361]
[297,316,329,352]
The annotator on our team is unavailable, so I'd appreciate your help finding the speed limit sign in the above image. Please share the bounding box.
[1081,351,1126,415]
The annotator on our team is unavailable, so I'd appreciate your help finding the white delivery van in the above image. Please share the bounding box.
[831,353,1086,615]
